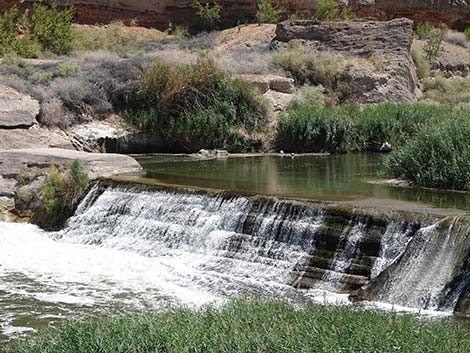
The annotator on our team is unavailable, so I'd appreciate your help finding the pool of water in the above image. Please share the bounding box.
[135,153,470,212]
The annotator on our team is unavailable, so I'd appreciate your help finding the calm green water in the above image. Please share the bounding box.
[136,153,470,212]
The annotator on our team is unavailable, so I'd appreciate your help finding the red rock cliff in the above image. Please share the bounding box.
[1,0,469,30]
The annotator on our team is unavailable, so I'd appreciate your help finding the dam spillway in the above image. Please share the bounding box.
[1,181,470,341]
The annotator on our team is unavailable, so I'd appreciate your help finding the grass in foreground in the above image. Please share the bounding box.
[7,299,470,353]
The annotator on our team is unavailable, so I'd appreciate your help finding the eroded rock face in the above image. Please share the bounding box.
[273,18,421,104]
[4,0,470,29]
[349,0,470,31]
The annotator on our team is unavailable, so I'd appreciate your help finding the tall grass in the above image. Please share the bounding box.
[124,57,267,152]
[385,117,470,190]
[8,299,470,353]
[276,103,463,153]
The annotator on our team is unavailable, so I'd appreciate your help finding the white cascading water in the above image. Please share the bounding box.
[0,184,460,341]
[366,219,470,310]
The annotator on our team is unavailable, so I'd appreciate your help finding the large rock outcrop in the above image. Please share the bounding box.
[3,0,469,30]
[0,85,74,150]
[0,85,40,129]
[273,18,420,104]
[0,148,142,180]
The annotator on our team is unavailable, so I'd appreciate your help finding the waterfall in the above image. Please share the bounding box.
[359,218,470,311]
[3,181,470,344]
[58,184,416,294]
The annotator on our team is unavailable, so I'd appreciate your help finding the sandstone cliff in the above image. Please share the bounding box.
[273,18,421,104]
[3,0,469,30]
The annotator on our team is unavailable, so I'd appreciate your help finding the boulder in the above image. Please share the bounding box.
[0,85,40,129]
[0,148,143,180]
[237,74,296,114]
[273,18,421,104]
[237,74,295,94]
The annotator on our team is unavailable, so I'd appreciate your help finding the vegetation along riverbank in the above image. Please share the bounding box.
[6,299,470,353]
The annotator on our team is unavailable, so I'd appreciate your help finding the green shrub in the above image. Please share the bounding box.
[0,7,19,56]
[0,3,74,57]
[40,160,90,230]
[424,24,448,64]
[273,49,350,102]
[124,57,267,152]
[415,22,433,39]
[16,172,30,186]
[11,35,42,58]
[9,298,470,353]
[411,44,430,79]
[57,62,80,76]
[315,0,356,21]
[193,0,221,29]
[465,27,470,41]
[385,115,470,190]
[28,2,74,55]
[256,1,283,24]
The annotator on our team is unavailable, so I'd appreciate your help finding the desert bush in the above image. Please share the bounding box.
[0,53,148,127]
[411,44,430,79]
[465,28,470,42]
[273,49,350,102]
[256,1,283,24]
[217,47,281,75]
[422,75,470,106]
[385,115,470,190]
[124,57,267,152]
[57,61,80,76]
[289,85,326,108]
[424,24,448,64]
[39,98,71,128]
[415,22,433,39]
[73,22,168,54]
[40,160,90,230]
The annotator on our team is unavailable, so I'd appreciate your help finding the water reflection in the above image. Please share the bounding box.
[137,154,470,211]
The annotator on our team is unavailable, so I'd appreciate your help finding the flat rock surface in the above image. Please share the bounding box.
[0,126,74,150]
[0,148,143,179]
[0,85,40,128]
